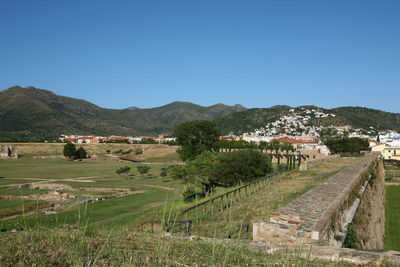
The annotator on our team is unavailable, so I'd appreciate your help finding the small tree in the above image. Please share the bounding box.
[134,147,143,155]
[76,147,87,159]
[280,143,295,152]
[137,165,150,175]
[63,142,77,159]
[269,139,281,153]
[168,165,188,180]
[160,167,168,182]
[116,166,131,177]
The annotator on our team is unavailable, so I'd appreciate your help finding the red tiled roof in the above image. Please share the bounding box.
[277,137,317,144]
[109,137,126,140]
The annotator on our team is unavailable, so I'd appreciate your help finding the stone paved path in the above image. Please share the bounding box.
[254,153,379,247]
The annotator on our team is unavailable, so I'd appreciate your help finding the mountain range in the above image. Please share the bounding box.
[1,86,399,139]
[0,86,245,138]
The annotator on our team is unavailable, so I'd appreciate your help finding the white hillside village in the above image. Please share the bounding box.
[224,107,400,157]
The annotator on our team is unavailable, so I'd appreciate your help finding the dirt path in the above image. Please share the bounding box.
[0,176,103,188]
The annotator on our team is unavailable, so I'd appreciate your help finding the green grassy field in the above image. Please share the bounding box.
[1,189,170,230]
[0,199,47,218]
[385,185,400,251]
[0,158,185,228]
[0,157,168,179]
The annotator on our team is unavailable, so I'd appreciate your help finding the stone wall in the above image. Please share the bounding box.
[253,153,383,248]
[351,159,385,249]
[0,145,18,159]
[299,154,340,171]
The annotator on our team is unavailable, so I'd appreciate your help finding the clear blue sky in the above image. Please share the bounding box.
[1,0,399,112]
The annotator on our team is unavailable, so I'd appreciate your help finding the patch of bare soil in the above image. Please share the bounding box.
[62,179,96,182]
[33,155,64,159]
[121,145,180,161]
[79,187,131,192]
[17,183,73,190]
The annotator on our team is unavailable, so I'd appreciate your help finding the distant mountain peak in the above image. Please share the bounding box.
[233,104,246,110]
[269,105,292,109]
[3,85,55,96]
[127,106,141,110]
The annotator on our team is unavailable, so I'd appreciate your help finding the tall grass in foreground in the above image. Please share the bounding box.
[1,227,360,266]
[0,197,396,266]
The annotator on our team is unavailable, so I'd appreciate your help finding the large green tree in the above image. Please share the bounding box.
[173,120,220,161]
[63,142,77,159]
[185,150,273,196]
[318,128,341,144]
[325,137,369,154]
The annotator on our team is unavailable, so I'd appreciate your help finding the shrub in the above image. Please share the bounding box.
[168,165,189,180]
[121,149,133,155]
[160,167,168,181]
[368,169,377,186]
[116,166,131,177]
[182,184,204,202]
[278,164,288,171]
[343,223,359,249]
[134,147,143,155]
[137,165,150,175]
[76,147,87,159]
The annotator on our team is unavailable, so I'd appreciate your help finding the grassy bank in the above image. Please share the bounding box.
[385,185,400,251]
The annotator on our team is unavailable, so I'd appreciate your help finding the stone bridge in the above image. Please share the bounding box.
[253,152,386,249]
